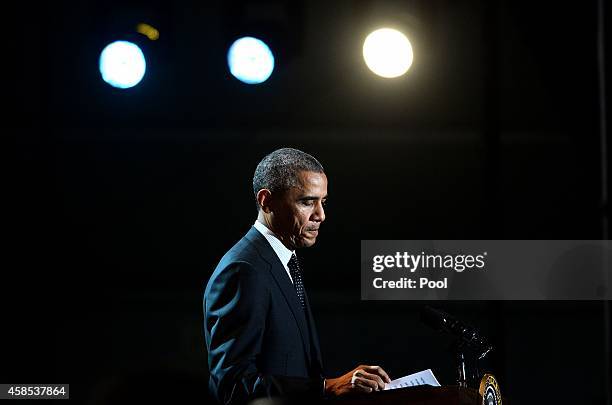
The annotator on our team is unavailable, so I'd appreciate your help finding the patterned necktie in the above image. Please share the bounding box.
[288,253,305,309]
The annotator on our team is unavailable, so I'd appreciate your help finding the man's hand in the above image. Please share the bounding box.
[325,365,391,395]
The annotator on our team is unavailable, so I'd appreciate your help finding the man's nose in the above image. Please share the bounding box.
[313,201,326,222]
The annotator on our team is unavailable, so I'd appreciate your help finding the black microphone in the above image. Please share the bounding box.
[420,306,493,359]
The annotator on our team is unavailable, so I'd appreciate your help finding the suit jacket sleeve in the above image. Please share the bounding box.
[205,261,322,405]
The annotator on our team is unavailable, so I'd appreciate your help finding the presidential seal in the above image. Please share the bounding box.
[478,374,502,405]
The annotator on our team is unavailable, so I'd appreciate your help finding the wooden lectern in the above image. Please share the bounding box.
[249,386,483,405]
[328,386,482,405]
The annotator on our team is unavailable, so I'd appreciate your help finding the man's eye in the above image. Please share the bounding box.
[301,200,315,206]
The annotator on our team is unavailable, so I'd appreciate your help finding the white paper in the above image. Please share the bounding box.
[384,369,441,390]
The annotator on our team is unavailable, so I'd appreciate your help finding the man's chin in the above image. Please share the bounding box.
[297,236,317,248]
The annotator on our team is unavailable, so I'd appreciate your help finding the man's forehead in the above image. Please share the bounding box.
[295,171,327,188]
[297,170,326,182]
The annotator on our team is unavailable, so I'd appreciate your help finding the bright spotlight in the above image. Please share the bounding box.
[363,28,413,78]
[99,41,147,89]
[227,37,275,84]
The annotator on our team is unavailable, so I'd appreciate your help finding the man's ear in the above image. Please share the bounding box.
[256,189,273,213]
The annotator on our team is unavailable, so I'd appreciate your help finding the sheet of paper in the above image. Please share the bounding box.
[384,369,441,390]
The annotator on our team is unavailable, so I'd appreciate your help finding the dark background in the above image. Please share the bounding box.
[4,0,611,404]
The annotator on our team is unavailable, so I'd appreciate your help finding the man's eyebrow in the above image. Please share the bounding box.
[298,195,328,201]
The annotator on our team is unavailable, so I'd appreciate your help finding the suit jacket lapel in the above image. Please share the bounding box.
[245,227,313,362]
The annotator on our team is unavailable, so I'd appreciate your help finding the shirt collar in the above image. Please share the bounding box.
[253,220,295,267]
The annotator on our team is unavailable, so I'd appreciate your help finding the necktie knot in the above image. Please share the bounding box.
[288,254,305,309]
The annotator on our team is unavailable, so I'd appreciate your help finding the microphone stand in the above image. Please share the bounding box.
[453,343,468,388]
[422,307,493,388]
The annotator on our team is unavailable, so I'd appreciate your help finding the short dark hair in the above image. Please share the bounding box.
[253,148,325,209]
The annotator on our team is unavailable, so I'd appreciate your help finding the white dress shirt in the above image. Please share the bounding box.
[253,220,296,283]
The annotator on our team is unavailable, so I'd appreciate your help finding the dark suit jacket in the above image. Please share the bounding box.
[204,226,324,405]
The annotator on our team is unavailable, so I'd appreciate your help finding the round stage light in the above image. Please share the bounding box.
[363,28,413,78]
[227,37,275,84]
[99,40,147,89]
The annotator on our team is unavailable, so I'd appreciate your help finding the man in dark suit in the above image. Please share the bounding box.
[204,148,390,405]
